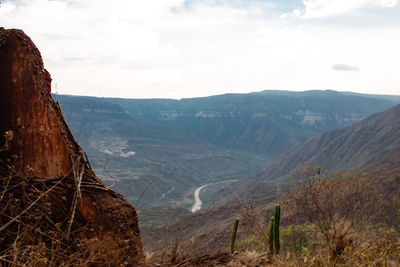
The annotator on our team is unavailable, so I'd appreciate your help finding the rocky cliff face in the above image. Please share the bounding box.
[108,92,396,159]
[251,103,400,183]
[0,28,72,177]
[0,28,144,264]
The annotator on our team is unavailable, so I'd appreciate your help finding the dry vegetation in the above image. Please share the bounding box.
[0,162,135,266]
[142,165,400,266]
[1,150,399,266]
[236,165,400,266]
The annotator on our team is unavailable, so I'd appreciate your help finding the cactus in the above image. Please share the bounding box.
[268,216,275,253]
[274,205,281,254]
[230,218,239,254]
[267,205,281,255]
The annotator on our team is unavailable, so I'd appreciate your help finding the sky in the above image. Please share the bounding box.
[0,0,399,99]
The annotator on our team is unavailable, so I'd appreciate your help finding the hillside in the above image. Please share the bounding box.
[252,103,400,183]
[139,195,278,257]
[55,95,265,209]
[107,90,396,159]
[139,121,400,261]
[216,103,400,204]
[55,92,399,209]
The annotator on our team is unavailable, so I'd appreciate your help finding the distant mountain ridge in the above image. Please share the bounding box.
[55,90,399,209]
[250,103,400,183]
[106,90,397,160]
[140,102,400,255]
[54,95,265,209]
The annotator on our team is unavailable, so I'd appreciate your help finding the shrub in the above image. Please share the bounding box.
[284,165,398,263]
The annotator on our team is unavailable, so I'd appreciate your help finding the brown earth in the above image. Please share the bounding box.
[0,28,144,265]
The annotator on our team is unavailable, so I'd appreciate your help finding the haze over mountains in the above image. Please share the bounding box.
[55,94,262,209]
[106,90,398,159]
[138,96,400,255]
[252,103,400,183]
[222,102,400,204]
[55,90,399,209]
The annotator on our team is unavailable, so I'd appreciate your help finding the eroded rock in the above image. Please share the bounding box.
[0,28,144,265]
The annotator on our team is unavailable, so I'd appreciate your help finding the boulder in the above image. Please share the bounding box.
[0,28,144,265]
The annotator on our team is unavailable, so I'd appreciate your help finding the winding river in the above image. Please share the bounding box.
[191,179,238,213]
[191,184,209,212]
[159,186,175,200]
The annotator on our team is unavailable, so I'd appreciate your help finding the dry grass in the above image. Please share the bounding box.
[0,232,134,266]
[233,165,400,266]
[0,162,136,266]
[1,149,399,267]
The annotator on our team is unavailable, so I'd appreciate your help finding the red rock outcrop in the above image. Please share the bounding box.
[0,28,72,177]
[0,28,144,265]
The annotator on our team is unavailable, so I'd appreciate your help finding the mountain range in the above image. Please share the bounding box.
[54,94,263,209]
[138,100,400,255]
[55,90,399,209]
[252,103,400,182]
[214,102,400,205]
[106,90,398,159]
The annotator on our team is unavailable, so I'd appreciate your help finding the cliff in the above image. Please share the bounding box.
[0,28,144,265]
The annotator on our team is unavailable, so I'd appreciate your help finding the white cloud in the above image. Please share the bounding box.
[376,0,399,7]
[332,64,360,71]
[0,2,16,15]
[287,0,400,18]
[0,0,399,98]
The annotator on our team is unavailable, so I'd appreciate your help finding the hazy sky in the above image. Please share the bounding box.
[1,0,399,99]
